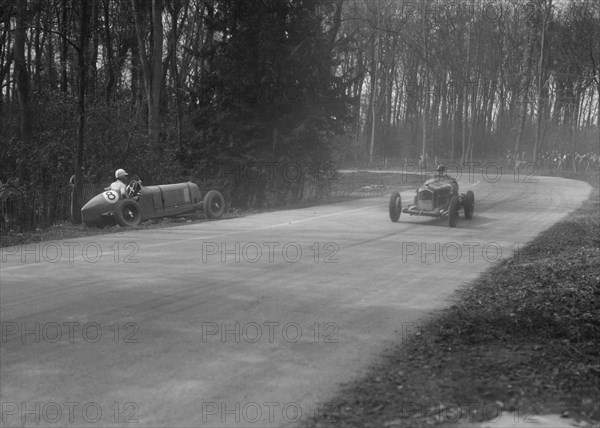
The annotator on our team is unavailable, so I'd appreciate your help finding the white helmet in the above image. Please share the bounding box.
[115,169,128,179]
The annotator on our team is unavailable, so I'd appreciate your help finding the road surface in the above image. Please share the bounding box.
[0,173,592,427]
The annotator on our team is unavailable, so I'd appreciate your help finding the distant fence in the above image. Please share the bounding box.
[0,182,104,233]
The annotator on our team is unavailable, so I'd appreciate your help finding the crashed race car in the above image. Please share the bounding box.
[388,166,474,228]
[81,176,225,227]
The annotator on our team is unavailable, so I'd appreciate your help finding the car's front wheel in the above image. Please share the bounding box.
[114,199,142,227]
[448,196,459,227]
[204,190,225,219]
[389,192,401,222]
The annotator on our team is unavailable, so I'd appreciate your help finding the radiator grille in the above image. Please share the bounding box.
[417,189,434,210]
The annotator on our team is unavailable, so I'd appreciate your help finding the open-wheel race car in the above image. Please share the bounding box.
[388,166,474,228]
[81,177,225,227]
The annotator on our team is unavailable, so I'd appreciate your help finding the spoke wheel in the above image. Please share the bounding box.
[114,200,142,227]
[204,190,225,219]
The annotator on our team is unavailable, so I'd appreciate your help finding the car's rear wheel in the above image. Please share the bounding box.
[204,190,225,219]
[464,191,475,219]
[389,192,401,222]
[114,199,142,227]
[449,196,459,227]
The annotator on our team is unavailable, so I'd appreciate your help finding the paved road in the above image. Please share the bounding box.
[0,173,591,427]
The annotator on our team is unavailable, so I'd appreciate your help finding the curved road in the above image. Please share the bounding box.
[0,173,592,427]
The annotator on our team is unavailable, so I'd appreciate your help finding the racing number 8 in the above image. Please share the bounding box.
[103,190,119,204]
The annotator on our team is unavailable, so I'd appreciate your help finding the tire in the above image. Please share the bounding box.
[464,190,475,219]
[448,196,459,227]
[389,192,401,222]
[114,199,142,227]
[204,190,225,219]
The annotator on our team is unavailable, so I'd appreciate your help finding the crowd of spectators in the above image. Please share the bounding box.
[505,150,599,171]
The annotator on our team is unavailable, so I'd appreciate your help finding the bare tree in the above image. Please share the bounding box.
[131,0,163,137]
[72,0,89,223]
[14,0,32,181]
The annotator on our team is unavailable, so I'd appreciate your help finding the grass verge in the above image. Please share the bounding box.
[307,174,600,428]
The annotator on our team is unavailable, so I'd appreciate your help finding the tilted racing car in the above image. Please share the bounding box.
[81,177,225,227]
[388,166,474,227]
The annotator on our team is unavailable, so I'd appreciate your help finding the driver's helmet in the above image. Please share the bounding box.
[115,169,128,179]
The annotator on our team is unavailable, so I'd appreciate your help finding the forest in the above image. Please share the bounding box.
[0,0,598,226]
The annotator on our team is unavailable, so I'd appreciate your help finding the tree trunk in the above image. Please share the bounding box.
[353,49,364,164]
[440,77,448,151]
[150,0,163,137]
[200,0,214,90]
[60,0,69,93]
[515,10,536,160]
[103,0,115,103]
[571,92,580,173]
[450,101,456,162]
[72,0,89,224]
[1,12,14,115]
[422,88,428,167]
[166,0,189,152]
[369,88,376,165]
[33,0,42,92]
[44,7,57,90]
[131,0,163,136]
[368,13,379,166]
[514,96,528,162]
[461,83,468,165]
[15,0,32,182]
[131,0,152,119]
[466,89,475,164]
[89,0,99,99]
[533,0,551,162]
[130,28,141,107]
[461,27,471,165]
